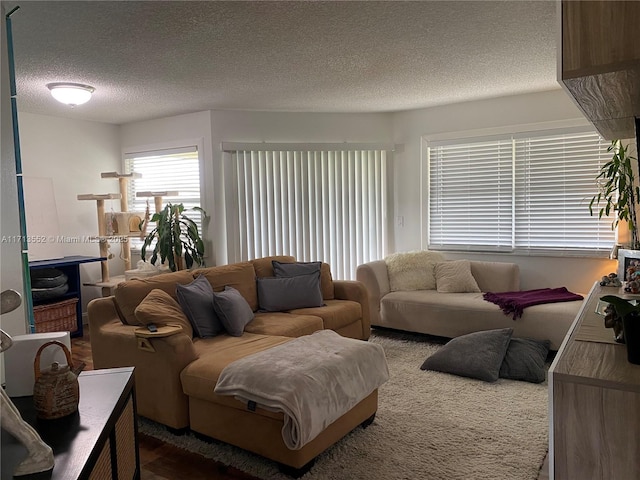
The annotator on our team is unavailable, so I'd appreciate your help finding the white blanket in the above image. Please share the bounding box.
[213,330,389,450]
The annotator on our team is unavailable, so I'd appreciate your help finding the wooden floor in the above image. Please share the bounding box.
[71,332,549,480]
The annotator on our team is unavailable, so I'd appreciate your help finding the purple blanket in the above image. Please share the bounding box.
[483,287,583,320]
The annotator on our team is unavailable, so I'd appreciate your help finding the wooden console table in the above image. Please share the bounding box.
[1,367,139,480]
[549,282,640,479]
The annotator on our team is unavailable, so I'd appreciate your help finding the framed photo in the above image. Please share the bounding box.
[617,249,640,281]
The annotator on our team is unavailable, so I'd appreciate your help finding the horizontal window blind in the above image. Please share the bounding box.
[514,131,613,251]
[429,138,514,251]
[428,129,614,254]
[231,149,387,280]
[124,147,203,240]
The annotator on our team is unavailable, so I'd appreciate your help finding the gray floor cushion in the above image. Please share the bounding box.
[499,338,550,383]
[420,328,513,382]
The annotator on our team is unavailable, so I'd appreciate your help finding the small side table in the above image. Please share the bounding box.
[1,367,140,480]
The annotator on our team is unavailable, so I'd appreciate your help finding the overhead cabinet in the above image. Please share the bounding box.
[559,0,640,140]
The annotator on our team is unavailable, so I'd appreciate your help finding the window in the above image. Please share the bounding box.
[224,145,388,279]
[427,129,614,255]
[124,146,203,245]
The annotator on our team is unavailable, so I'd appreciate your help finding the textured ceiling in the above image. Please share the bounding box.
[5,1,559,125]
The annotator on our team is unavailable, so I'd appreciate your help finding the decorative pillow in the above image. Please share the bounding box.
[134,289,194,338]
[435,260,481,293]
[272,260,321,277]
[257,271,324,312]
[385,250,444,291]
[420,328,513,382]
[212,286,255,337]
[499,338,550,383]
[176,275,223,338]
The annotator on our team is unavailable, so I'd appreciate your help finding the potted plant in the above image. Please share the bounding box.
[589,140,640,250]
[599,294,640,365]
[140,203,206,271]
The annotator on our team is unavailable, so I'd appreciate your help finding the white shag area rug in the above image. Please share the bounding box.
[138,330,549,480]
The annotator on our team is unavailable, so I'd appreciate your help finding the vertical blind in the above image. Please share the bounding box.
[230,148,387,280]
[428,129,614,254]
[124,147,203,236]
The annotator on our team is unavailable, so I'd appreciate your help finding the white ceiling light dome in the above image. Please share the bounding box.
[47,82,95,106]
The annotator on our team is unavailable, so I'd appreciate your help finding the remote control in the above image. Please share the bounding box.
[147,323,158,333]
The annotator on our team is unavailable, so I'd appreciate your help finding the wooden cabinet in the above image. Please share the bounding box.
[1,367,139,480]
[559,0,640,140]
[549,283,640,479]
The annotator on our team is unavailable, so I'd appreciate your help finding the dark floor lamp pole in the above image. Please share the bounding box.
[5,6,35,333]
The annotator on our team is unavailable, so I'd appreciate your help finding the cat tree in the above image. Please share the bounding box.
[77,174,177,296]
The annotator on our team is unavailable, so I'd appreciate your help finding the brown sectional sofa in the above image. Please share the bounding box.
[88,256,374,472]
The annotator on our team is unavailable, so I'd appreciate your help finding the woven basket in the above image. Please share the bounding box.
[33,298,78,333]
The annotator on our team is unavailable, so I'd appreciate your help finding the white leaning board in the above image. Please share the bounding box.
[23,176,64,261]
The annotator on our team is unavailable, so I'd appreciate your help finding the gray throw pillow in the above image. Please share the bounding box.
[176,275,223,337]
[257,271,323,312]
[212,286,255,337]
[420,328,513,382]
[499,338,550,383]
[272,261,322,277]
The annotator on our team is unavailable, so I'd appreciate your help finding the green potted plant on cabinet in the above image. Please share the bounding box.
[589,140,640,250]
[599,294,640,365]
[140,203,207,272]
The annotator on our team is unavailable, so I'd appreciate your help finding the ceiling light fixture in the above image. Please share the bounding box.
[46,82,95,106]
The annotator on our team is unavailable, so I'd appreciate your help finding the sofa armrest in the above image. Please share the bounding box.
[470,261,520,292]
[333,280,371,340]
[88,297,198,429]
[356,260,390,328]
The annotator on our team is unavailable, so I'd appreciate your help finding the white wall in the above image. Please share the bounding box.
[18,113,121,312]
[120,110,392,265]
[391,89,617,293]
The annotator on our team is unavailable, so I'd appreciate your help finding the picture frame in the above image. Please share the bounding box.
[617,249,640,281]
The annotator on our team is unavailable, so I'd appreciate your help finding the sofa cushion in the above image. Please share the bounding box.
[252,256,334,300]
[251,255,296,277]
[257,272,324,311]
[273,260,321,277]
[193,262,259,311]
[499,338,550,383]
[176,274,222,338]
[435,260,481,293]
[134,289,194,338]
[181,333,292,403]
[385,250,444,291]
[245,312,324,337]
[289,299,361,331]
[212,286,255,337]
[420,328,513,382]
[115,270,196,325]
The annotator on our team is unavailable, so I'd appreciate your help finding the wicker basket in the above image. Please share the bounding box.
[33,298,78,334]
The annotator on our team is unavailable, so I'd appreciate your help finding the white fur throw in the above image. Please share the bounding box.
[385,250,444,291]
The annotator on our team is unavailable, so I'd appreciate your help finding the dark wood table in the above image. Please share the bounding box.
[1,367,139,480]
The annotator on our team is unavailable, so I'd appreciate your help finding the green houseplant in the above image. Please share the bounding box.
[140,203,206,271]
[589,140,640,250]
[599,294,640,365]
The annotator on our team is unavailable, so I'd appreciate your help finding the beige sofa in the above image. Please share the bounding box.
[356,258,583,350]
[88,255,375,473]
